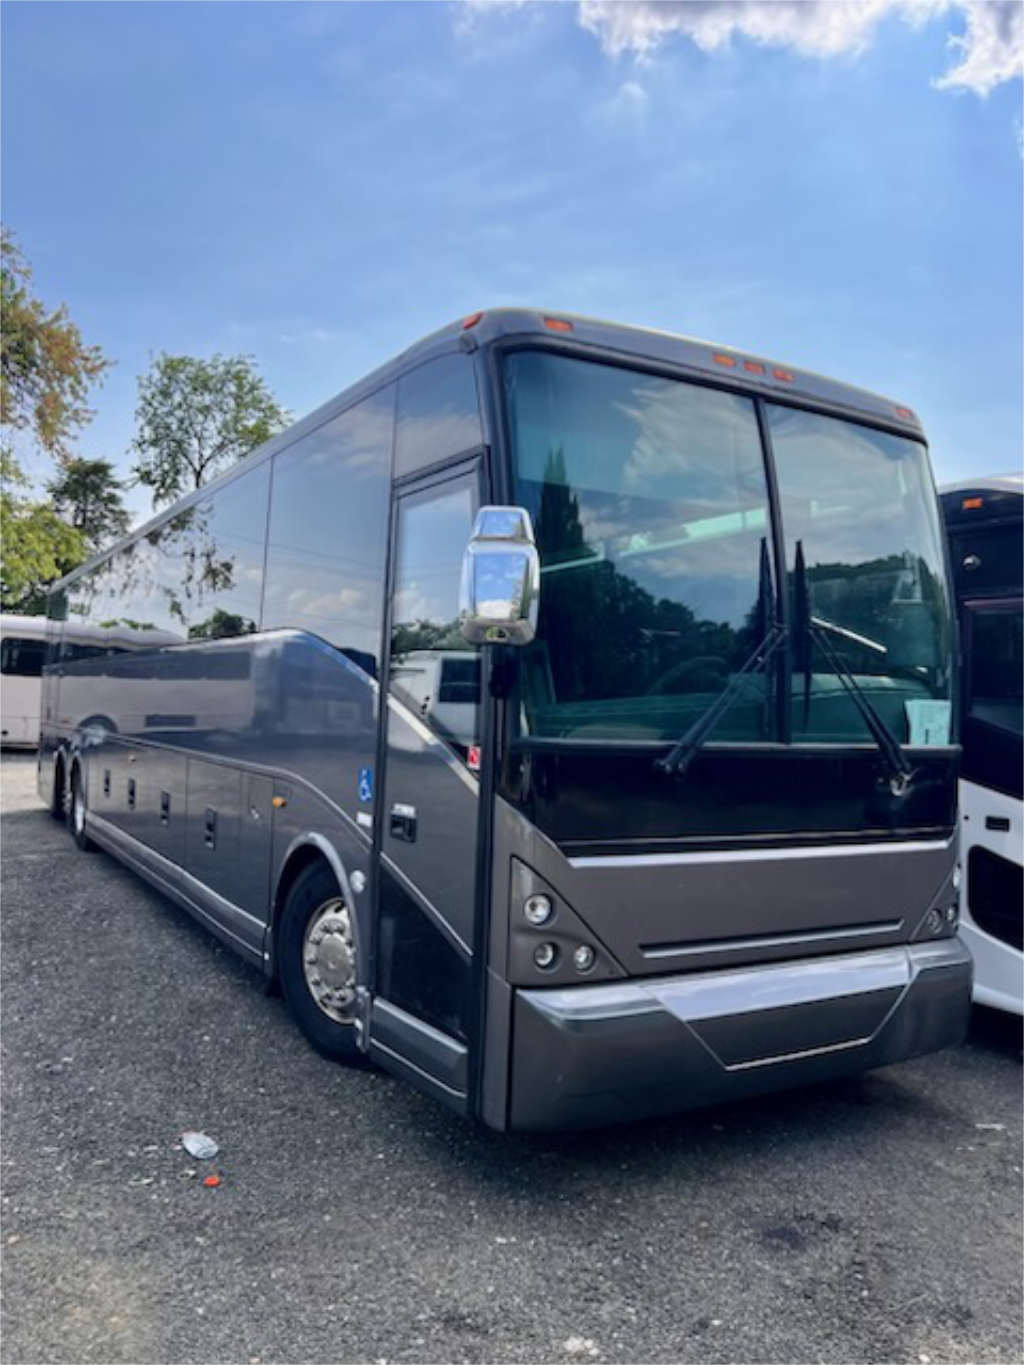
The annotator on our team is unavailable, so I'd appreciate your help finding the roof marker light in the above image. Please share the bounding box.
[461,312,483,330]
[894,405,915,420]
[712,353,736,367]
[772,367,794,383]
[743,360,765,375]
[544,317,573,333]
[962,496,984,510]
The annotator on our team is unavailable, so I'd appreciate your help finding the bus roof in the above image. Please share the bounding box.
[0,613,48,637]
[50,306,927,597]
[939,473,1023,528]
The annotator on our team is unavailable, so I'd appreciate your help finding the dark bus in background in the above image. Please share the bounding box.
[940,476,1023,1015]
[40,309,970,1130]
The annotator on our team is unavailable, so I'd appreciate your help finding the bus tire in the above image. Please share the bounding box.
[66,762,97,852]
[278,860,364,1064]
[50,753,66,820]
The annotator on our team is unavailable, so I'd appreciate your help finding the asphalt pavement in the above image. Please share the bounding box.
[1,751,1021,1365]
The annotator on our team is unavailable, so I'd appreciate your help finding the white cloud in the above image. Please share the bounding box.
[466,0,1022,96]
[933,0,1024,93]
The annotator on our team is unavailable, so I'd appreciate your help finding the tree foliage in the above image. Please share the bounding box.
[132,353,288,506]
[49,457,130,554]
[1,451,85,611]
[0,229,110,459]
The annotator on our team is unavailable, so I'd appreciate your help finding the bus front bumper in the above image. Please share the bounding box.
[508,938,972,1130]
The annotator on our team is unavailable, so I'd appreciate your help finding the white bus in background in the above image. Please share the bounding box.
[940,475,1023,1015]
[1,614,48,748]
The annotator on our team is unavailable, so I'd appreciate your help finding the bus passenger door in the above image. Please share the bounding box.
[372,464,483,1108]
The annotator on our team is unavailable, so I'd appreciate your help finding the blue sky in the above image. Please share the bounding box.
[3,0,1021,524]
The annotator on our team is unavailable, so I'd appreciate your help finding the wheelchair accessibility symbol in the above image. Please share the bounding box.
[358,767,374,803]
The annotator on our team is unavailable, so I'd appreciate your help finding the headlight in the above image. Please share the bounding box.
[524,893,553,926]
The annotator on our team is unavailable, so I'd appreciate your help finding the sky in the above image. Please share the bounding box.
[3,0,1022,527]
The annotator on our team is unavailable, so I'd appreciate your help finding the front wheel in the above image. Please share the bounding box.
[278,861,364,1063]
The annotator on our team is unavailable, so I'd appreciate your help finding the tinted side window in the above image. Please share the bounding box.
[263,386,393,675]
[968,605,1023,736]
[183,464,270,639]
[0,637,46,676]
[394,354,482,478]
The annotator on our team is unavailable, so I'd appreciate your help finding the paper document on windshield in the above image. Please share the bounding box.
[905,699,952,746]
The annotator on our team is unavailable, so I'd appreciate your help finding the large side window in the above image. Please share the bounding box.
[263,386,394,676]
[182,464,269,639]
[968,603,1023,736]
[505,351,772,742]
[0,637,46,676]
[394,354,482,479]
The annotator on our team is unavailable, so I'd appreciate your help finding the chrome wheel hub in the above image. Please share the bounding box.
[302,898,357,1023]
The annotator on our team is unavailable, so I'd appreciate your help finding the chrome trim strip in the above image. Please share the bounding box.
[569,836,954,869]
[725,1036,870,1072]
[640,918,905,960]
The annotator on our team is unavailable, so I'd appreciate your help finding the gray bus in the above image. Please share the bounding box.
[39,309,971,1129]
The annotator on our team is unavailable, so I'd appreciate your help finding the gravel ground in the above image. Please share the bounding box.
[1,750,1021,1365]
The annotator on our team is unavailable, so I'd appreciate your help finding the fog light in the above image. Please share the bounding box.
[923,908,943,936]
[572,944,595,973]
[533,942,558,970]
[952,864,961,892]
[524,893,553,927]
[945,903,959,926]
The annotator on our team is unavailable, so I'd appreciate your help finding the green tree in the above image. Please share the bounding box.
[0,229,110,460]
[132,353,288,506]
[1,451,85,610]
[49,457,130,554]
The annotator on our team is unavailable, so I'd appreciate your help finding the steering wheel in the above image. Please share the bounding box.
[645,656,730,696]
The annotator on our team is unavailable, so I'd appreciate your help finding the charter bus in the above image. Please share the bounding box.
[1,613,47,747]
[940,476,1023,1014]
[39,309,971,1130]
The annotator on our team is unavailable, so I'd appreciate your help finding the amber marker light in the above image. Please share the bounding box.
[712,353,736,367]
[544,317,573,332]
[461,312,483,330]
[772,367,794,382]
[962,497,984,510]
[743,360,765,375]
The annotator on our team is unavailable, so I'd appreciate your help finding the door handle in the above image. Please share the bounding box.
[204,807,217,849]
[985,815,1011,832]
[389,802,417,843]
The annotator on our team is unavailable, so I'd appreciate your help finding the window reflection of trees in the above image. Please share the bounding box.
[522,447,767,737]
[64,468,268,648]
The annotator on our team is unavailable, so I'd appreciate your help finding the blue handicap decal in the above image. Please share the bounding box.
[358,767,374,803]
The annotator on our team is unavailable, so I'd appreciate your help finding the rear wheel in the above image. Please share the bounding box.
[279,861,364,1063]
[66,763,96,852]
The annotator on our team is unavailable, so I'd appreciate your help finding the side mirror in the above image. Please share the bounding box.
[459,506,540,645]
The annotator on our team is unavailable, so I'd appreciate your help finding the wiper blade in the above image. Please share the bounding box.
[793,539,913,794]
[808,622,914,792]
[655,622,787,778]
[810,613,888,658]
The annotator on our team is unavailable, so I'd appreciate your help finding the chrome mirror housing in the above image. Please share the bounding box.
[459,506,540,645]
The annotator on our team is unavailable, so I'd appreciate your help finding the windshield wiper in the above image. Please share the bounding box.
[657,540,784,778]
[793,540,914,795]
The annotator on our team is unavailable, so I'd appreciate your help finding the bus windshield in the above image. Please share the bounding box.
[505,350,952,745]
